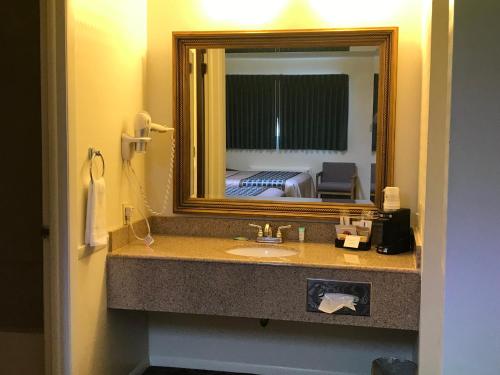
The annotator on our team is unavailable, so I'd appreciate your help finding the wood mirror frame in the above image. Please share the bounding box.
[173,28,397,219]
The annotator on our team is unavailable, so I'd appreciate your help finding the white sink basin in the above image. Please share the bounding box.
[226,246,298,258]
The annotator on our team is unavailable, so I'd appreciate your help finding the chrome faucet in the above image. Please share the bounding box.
[249,223,292,244]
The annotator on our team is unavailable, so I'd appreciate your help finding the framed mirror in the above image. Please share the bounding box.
[173,28,397,219]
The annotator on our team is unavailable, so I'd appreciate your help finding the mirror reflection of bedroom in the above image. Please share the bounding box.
[189,46,379,204]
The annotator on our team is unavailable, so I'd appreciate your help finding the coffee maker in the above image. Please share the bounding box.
[376,208,414,255]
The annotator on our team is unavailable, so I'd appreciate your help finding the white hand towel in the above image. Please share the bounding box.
[85,177,108,247]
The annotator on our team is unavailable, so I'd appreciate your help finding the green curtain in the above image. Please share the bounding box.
[226,75,277,149]
[279,74,349,150]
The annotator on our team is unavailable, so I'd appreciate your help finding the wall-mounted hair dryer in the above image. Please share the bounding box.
[121,111,173,161]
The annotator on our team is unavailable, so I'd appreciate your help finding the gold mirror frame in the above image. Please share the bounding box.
[173,28,397,219]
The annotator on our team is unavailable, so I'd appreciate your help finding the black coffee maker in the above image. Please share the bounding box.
[376,208,414,255]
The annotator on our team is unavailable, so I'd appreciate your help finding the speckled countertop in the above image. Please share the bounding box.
[109,235,418,274]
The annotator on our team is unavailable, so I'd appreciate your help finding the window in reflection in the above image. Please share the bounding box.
[189,47,379,205]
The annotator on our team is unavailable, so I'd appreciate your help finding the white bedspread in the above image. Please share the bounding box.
[225,170,315,198]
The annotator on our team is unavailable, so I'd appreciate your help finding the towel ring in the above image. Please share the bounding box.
[88,148,105,182]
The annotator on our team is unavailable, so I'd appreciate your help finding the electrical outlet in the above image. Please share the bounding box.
[122,204,134,225]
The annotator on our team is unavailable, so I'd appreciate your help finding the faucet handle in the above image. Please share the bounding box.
[264,223,272,237]
[249,224,263,238]
[276,225,292,238]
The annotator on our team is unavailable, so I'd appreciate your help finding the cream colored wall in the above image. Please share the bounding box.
[67,1,149,374]
[147,0,424,217]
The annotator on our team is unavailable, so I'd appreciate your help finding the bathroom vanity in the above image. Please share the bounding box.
[107,220,419,331]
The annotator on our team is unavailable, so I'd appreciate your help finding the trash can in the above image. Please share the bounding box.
[372,357,417,375]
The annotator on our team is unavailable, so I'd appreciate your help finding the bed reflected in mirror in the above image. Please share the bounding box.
[188,46,379,205]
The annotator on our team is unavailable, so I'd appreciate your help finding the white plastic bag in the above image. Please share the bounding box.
[318,293,358,314]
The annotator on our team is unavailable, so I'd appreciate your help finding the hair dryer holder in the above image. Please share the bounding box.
[121,133,151,161]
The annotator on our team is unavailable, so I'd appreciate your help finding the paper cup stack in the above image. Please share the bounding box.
[383,186,400,211]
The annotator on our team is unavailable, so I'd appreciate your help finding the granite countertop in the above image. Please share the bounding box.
[109,235,418,274]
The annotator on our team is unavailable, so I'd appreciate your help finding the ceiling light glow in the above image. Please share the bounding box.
[202,0,288,25]
[309,0,400,25]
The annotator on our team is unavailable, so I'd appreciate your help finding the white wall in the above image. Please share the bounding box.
[67,1,149,374]
[441,0,500,373]
[146,0,424,217]
[149,313,416,375]
[225,55,377,199]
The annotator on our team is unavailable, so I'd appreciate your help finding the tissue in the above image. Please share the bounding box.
[318,293,358,314]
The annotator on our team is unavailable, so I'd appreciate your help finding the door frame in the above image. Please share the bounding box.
[40,0,70,373]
